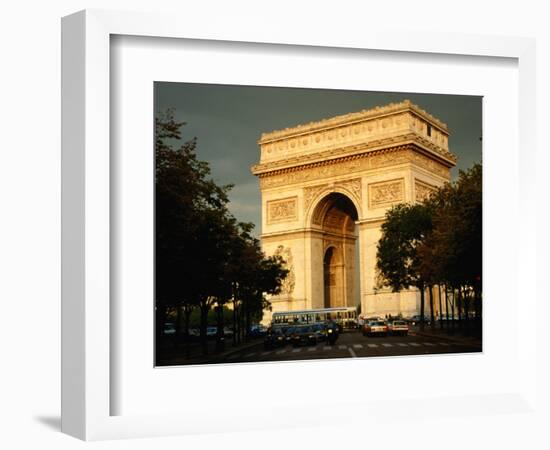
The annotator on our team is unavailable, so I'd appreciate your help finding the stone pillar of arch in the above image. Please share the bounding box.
[251,100,456,323]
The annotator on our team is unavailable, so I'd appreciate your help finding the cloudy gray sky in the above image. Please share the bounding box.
[155,83,482,236]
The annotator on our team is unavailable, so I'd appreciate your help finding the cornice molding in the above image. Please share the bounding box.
[258,99,449,144]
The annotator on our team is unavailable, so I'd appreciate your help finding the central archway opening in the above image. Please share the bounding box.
[313,193,359,310]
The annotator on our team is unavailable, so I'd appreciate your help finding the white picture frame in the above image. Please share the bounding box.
[61,9,538,441]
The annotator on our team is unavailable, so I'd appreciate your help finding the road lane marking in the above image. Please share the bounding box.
[308,347,316,352]
[353,344,363,349]
[397,343,408,347]
[423,342,436,346]
[348,347,357,358]
[367,343,379,348]
[409,342,421,347]
[227,353,239,359]
[323,346,331,351]
[382,343,393,347]
[338,345,347,350]
[276,349,286,354]
[438,342,450,346]
[244,352,256,357]
[292,348,301,353]
[261,351,271,355]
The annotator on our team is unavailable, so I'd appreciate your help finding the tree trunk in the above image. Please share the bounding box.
[428,285,435,329]
[438,285,443,329]
[215,302,225,352]
[183,306,192,336]
[444,285,449,327]
[199,301,209,355]
[155,304,168,364]
[457,287,462,324]
[232,299,237,346]
[419,284,425,331]
[450,288,456,330]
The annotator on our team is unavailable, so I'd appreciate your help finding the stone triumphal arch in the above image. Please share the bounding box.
[251,100,456,323]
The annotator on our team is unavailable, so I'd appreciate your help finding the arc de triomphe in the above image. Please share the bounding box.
[251,100,456,322]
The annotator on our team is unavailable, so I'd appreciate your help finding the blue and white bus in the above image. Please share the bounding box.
[271,306,358,330]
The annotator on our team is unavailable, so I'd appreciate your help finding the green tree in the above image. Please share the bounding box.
[376,203,433,329]
[155,109,288,358]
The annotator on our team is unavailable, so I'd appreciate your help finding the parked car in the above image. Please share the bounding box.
[248,324,268,338]
[407,315,430,326]
[362,320,388,337]
[163,322,176,335]
[264,327,286,349]
[206,326,218,339]
[387,320,409,336]
[223,327,234,338]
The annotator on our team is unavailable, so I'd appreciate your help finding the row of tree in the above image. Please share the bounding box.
[155,110,288,358]
[376,163,482,330]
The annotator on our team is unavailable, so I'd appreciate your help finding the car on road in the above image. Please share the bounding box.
[362,320,388,337]
[387,320,409,336]
[282,326,297,345]
[311,323,328,342]
[407,315,430,326]
[264,327,286,349]
[291,325,318,347]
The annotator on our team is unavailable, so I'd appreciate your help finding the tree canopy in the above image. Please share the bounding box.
[376,163,482,326]
[155,110,288,355]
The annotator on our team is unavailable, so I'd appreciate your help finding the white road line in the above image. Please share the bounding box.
[423,342,436,346]
[323,346,331,351]
[276,349,286,354]
[438,342,450,346]
[367,343,379,348]
[227,353,239,359]
[244,352,256,357]
[353,344,363,349]
[409,342,421,347]
[397,343,408,347]
[261,351,271,356]
[308,347,316,352]
[382,343,393,347]
[348,347,357,358]
[338,345,347,350]
[292,348,301,353]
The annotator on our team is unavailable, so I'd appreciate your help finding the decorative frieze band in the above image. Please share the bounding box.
[414,179,439,202]
[368,178,405,209]
[259,147,449,190]
[266,196,298,224]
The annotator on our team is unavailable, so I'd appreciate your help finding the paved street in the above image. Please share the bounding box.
[211,329,481,364]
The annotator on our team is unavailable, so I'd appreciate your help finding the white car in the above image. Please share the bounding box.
[362,321,388,337]
[388,320,409,336]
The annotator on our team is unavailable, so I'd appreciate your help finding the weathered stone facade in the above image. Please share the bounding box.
[251,100,456,322]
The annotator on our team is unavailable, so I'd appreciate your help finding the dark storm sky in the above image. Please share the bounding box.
[155,83,482,235]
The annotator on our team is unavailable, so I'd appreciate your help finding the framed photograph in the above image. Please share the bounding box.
[62,9,537,441]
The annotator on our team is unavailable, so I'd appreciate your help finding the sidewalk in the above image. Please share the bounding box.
[410,325,482,347]
[157,337,262,366]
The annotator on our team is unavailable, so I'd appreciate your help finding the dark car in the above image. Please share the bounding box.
[311,323,328,342]
[282,326,297,345]
[264,327,286,349]
[291,325,318,347]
